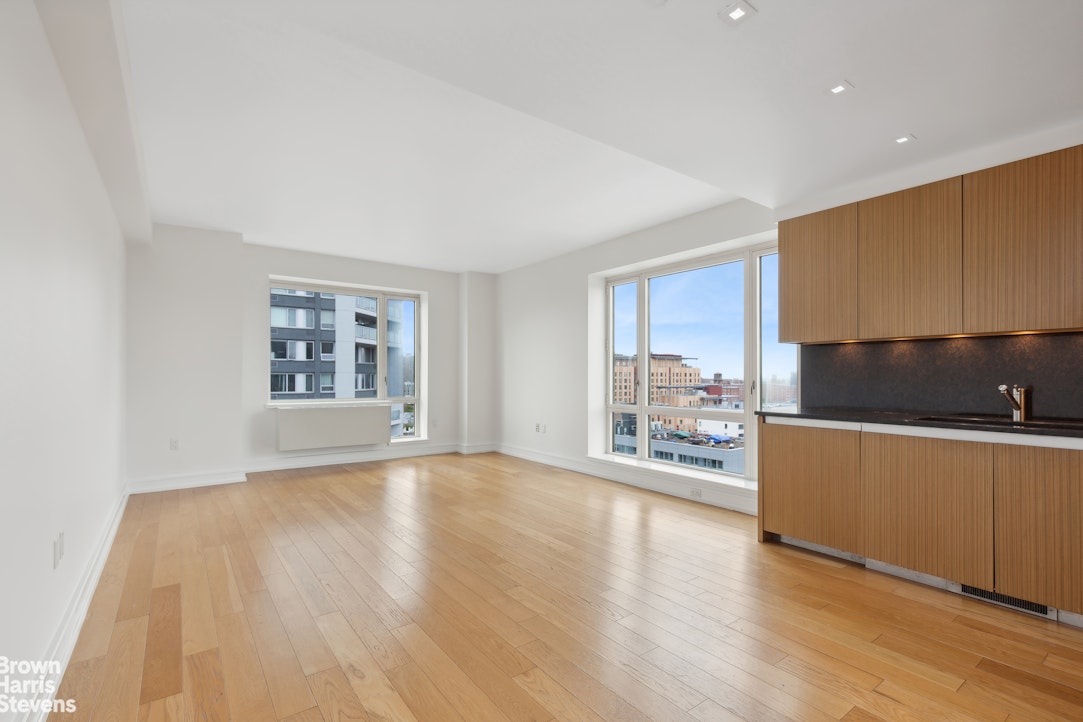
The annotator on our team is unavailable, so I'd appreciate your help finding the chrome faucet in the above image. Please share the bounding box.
[998,384,1030,422]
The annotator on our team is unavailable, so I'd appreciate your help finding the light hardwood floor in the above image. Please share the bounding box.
[52,453,1083,721]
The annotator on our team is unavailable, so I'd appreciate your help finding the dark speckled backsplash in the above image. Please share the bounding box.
[800,332,1083,419]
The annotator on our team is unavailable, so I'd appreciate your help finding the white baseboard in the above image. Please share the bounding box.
[26,492,128,722]
[498,444,757,516]
[125,469,248,495]
[457,442,501,455]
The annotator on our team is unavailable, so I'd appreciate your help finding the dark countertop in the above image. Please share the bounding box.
[756,407,1083,439]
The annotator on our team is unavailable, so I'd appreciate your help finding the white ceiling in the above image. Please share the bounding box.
[116,0,1083,273]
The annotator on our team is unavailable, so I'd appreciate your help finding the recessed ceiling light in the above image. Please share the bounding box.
[896,134,916,144]
[827,80,855,95]
[720,1,756,25]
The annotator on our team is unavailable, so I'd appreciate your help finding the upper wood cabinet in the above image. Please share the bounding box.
[759,420,863,555]
[858,177,963,339]
[994,444,1083,614]
[778,204,858,343]
[963,145,1083,334]
[778,144,1083,343]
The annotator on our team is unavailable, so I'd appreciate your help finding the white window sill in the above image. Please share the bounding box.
[267,400,392,410]
[590,452,758,491]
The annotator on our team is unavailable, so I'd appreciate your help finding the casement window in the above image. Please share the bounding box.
[271,373,313,394]
[268,278,421,438]
[271,340,314,361]
[270,306,314,329]
[606,247,796,482]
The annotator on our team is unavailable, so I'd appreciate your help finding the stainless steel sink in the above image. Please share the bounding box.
[912,414,1083,431]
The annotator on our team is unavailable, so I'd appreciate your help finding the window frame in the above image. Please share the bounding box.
[267,276,424,441]
[604,242,785,483]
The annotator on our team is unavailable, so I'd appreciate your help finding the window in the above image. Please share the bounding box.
[269,280,423,438]
[270,307,314,329]
[606,245,784,482]
[271,340,313,361]
[271,373,313,393]
[759,253,798,412]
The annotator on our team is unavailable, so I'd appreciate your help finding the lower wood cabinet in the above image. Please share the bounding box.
[861,433,994,589]
[994,445,1083,615]
[760,421,1083,614]
[759,420,862,555]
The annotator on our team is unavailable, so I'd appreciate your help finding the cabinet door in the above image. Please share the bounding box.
[778,205,858,343]
[964,144,1083,333]
[862,433,993,589]
[995,445,1083,613]
[859,177,962,339]
[760,421,862,555]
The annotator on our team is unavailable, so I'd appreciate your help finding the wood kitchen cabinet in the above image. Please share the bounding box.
[778,144,1083,343]
[759,420,863,555]
[994,445,1083,614]
[862,433,993,589]
[858,177,963,339]
[963,144,1083,334]
[778,204,858,343]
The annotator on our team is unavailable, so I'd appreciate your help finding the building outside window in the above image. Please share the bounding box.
[269,283,420,438]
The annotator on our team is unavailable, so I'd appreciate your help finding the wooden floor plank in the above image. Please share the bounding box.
[90,616,149,722]
[115,524,159,622]
[183,648,230,722]
[386,661,469,722]
[243,589,316,719]
[395,593,552,722]
[215,611,277,721]
[264,571,339,676]
[314,611,419,721]
[51,453,1083,722]
[178,536,218,656]
[139,584,183,704]
[392,623,513,722]
[513,667,608,722]
[307,667,368,722]
[47,655,104,722]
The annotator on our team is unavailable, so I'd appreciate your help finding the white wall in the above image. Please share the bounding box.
[125,226,469,488]
[458,272,501,452]
[498,198,776,512]
[0,0,126,671]
[126,225,245,488]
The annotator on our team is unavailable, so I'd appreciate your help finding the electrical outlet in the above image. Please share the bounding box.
[52,531,66,569]
[690,487,703,499]
[169,438,179,451]
[535,423,541,432]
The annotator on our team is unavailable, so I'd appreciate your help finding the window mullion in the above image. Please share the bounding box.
[637,272,650,462]
[378,293,388,400]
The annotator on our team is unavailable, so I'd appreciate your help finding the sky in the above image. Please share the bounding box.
[613,253,796,382]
